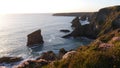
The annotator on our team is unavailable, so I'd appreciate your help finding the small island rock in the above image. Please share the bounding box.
[60,29,70,33]
[27,29,44,47]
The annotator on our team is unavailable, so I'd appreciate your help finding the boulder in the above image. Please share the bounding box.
[60,29,70,33]
[98,43,114,50]
[0,56,23,63]
[58,48,67,59]
[27,29,44,47]
[36,51,57,61]
[62,51,77,59]
[110,37,120,43]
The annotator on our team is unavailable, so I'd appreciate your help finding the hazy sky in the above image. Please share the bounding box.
[0,0,119,14]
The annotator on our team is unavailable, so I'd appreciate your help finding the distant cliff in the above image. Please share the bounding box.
[53,12,93,16]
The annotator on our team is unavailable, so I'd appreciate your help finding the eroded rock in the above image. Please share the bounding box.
[27,29,44,47]
[71,17,81,28]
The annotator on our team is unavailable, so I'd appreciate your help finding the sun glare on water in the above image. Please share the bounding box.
[0,14,8,30]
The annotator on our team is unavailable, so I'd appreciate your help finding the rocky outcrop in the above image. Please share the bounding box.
[27,29,44,47]
[63,24,96,39]
[63,5,120,39]
[71,24,96,38]
[71,17,81,28]
[0,57,23,63]
[62,51,77,59]
[17,51,57,68]
[60,29,70,33]
[94,6,120,36]
[36,51,57,61]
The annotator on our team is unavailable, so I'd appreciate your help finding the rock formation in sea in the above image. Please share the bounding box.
[60,29,70,33]
[0,57,23,63]
[63,5,120,39]
[71,16,81,28]
[27,29,44,47]
[63,17,96,39]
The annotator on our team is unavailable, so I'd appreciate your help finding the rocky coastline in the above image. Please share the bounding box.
[0,5,120,68]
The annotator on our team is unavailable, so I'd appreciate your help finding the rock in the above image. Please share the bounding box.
[27,29,44,47]
[70,26,83,38]
[98,43,114,50]
[111,37,120,43]
[0,56,23,63]
[92,6,120,36]
[62,51,77,59]
[95,8,112,25]
[71,17,81,28]
[63,24,96,39]
[60,29,70,33]
[36,51,57,61]
[17,59,49,68]
[58,48,67,59]
[62,34,71,38]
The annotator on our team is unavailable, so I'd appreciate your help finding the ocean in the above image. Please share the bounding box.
[0,14,91,60]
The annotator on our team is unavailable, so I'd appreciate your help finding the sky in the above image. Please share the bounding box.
[0,0,119,14]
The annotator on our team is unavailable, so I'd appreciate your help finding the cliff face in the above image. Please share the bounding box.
[92,5,120,37]
[65,5,120,39]
[44,5,120,68]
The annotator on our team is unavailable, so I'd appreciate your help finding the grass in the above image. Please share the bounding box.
[46,42,120,68]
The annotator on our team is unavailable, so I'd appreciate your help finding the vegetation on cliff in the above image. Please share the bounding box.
[44,29,120,68]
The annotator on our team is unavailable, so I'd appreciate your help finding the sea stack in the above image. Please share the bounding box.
[27,29,44,47]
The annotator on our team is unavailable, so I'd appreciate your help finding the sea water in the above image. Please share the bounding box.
[0,14,91,60]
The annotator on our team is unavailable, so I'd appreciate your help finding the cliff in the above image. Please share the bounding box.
[43,5,120,68]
